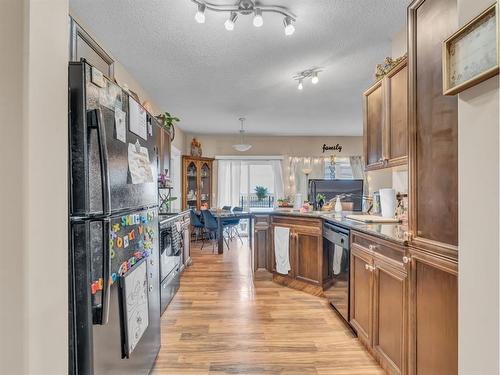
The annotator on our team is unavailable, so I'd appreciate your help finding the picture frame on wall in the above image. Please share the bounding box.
[442,3,498,96]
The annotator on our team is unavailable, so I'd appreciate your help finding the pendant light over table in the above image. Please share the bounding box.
[232,117,252,152]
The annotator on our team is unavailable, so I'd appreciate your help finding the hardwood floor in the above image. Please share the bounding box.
[152,238,384,375]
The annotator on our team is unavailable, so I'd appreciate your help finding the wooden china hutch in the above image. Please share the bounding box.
[181,155,214,210]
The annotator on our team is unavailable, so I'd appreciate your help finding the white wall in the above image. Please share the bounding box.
[1,0,69,374]
[458,2,499,374]
[1,0,27,372]
[184,134,363,158]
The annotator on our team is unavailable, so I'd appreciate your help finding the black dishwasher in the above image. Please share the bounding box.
[323,221,351,326]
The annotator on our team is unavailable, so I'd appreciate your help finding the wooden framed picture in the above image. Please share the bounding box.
[443,3,498,95]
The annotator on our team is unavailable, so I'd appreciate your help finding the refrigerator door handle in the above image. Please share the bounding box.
[95,218,111,325]
[87,108,111,215]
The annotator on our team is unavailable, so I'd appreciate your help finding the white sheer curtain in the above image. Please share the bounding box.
[217,160,242,208]
[349,156,368,195]
[289,157,325,198]
[270,159,284,200]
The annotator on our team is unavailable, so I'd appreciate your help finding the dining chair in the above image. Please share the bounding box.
[201,209,229,252]
[226,207,243,244]
[190,209,205,243]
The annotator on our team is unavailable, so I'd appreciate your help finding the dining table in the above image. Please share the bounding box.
[211,210,253,254]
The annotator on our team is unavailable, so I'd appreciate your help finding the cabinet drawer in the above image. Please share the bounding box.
[351,231,406,265]
[271,215,322,235]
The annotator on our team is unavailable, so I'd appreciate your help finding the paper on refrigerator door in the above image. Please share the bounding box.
[114,107,126,143]
[128,142,154,184]
[129,96,147,140]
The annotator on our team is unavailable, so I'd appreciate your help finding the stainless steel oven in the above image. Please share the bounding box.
[323,221,351,325]
[159,223,181,314]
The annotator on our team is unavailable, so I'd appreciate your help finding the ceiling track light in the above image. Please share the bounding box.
[293,68,323,90]
[283,16,295,36]
[225,11,238,30]
[191,0,297,35]
[253,8,263,27]
[195,3,206,23]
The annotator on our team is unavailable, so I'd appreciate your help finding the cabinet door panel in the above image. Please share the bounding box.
[374,260,407,375]
[364,83,384,169]
[350,246,373,345]
[409,250,457,375]
[253,215,271,272]
[388,64,408,162]
[409,0,458,248]
[296,233,321,284]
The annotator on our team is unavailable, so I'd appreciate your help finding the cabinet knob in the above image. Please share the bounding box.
[365,264,374,272]
[402,256,411,264]
[368,244,379,251]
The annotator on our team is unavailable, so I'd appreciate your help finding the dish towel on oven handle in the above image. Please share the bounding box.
[274,226,291,275]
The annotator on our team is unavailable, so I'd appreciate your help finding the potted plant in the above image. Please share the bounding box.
[156,112,179,141]
[316,193,326,210]
[254,186,268,201]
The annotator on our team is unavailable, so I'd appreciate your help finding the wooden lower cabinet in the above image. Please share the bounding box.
[269,216,324,287]
[373,256,407,375]
[252,214,271,272]
[350,246,374,346]
[350,231,408,375]
[408,247,458,375]
[295,227,322,285]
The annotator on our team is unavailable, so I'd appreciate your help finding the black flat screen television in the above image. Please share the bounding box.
[308,179,364,211]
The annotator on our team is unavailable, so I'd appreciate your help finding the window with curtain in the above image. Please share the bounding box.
[217,158,284,209]
[324,157,354,179]
[288,155,367,199]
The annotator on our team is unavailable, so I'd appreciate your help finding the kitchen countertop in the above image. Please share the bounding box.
[255,208,408,245]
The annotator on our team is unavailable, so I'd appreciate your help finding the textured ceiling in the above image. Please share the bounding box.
[70,0,409,136]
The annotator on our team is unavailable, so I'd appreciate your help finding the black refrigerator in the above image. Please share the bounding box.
[69,61,160,375]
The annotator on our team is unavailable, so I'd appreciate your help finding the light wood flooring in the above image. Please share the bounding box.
[152,238,384,375]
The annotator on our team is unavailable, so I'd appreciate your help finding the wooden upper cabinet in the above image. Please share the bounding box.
[385,60,408,166]
[407,0,459,374]
[182,156,214,210]
[363,81,384,170]
[363,57,408,171]
[408,0,458,255]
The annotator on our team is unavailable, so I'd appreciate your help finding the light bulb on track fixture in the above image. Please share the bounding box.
[311,72,319,84]
[225,12,238,31]
[283,16,295,36]
[297,79,303,90]
[195,3,206,23]
[253,8,263,27]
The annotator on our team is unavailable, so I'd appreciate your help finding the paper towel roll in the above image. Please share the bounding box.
[379,188,396,218]
[293,193,302,210]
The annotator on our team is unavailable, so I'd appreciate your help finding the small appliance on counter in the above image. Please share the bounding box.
[379,188,397,218]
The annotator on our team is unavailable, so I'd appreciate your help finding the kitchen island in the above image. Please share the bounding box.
[251,209,408,276]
